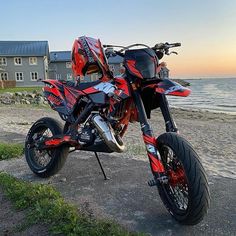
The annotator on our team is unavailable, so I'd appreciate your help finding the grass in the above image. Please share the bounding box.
[0,87,42,94]
[0,173,142,236]
[0,142,24,160]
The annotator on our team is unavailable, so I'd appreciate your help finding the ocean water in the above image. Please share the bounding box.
[167,78,236,115]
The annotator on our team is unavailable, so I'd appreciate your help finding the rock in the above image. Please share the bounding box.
[4,92,14,97]
[35,96,45,105]
[15,92,23,96]
[27,93,36,99]
[60,178,67,182]
[22,91,28,97]
[20,98,26,104]
[1,98,12,105]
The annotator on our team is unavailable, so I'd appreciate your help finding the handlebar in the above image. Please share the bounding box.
[152,42,181,50]
[104,42,181,58]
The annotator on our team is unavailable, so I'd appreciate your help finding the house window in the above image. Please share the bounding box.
[30,72,38,81]
[67,73,72,80]
[0,72,8,80]
[29,57,37,65]
[15,72,24,81]
[14,57,22,65]
[66,62,72,68]
[55,74,61,80]
[0,57,7,66]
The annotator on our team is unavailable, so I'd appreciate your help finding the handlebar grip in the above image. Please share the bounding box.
[174,43,181,47]
[167,43,181,47]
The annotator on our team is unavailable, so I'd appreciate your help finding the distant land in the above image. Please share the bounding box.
[171,77,236,80]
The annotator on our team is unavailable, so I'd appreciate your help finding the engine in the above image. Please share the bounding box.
[77,114,125,153]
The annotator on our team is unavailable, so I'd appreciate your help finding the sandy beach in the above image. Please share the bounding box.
[0,105,235,180]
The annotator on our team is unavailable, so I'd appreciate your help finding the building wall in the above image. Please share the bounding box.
[0,56,47,87]
[48,61,73,80]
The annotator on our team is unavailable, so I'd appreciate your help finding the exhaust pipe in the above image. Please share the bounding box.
[91,115,125,153]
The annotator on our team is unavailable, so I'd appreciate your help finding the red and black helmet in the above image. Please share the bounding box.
[71,36,110,77]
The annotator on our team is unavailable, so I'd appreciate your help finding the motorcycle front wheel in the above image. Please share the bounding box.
[25,117,69,178]
[156,132,210,225]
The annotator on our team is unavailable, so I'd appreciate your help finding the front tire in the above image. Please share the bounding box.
[25,117,69,178]
[156,132,210,225]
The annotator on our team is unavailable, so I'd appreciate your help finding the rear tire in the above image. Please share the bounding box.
[25,117,69,178]
[156,132,210,225]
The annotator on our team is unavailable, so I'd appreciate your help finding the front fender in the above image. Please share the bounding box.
[155,79,191,97]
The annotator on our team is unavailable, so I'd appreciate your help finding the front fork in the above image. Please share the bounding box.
[132,90,177,183]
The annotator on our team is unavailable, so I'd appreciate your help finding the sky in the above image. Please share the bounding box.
[1,0,236,78]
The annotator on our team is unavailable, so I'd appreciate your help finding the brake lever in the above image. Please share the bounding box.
[166,51,178,55]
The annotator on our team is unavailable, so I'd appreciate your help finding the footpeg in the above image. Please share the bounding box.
[148,175,168,187]
[148,179,158,187]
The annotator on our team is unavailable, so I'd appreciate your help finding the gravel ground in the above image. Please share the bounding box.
[0,105,236,235]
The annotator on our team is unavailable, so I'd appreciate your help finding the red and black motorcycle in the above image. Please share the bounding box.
[25,36,210,225]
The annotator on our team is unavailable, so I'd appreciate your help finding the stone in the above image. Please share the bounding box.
[15,92,23,96]
[35,96,45,105]
[4,92,14,97]
[27,93,36,99]
[22,91,28,97]
[60,178,67,182]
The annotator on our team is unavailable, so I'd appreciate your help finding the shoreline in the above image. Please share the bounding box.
[170,105,236,116]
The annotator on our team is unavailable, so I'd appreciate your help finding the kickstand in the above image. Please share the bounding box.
[94,152,109,180]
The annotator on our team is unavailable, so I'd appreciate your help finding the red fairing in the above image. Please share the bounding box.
[148,153,165,172]
[143,134,165,173]
[45,135,71,147]
[143,135,156,145]
[155,79,191,97]
[114,77,130,96]
[43,80,63,98]
[82,87,99,94]
[126,60,143,79]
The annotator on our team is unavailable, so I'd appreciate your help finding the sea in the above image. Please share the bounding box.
[167,78,236,115]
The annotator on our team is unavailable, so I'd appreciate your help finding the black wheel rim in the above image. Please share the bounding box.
[27,126,54,170]
[160,145,189,212]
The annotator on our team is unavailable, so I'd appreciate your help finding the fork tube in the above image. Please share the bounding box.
[132,90,165,176]
[159,94,178,132]
[132,90,153,135]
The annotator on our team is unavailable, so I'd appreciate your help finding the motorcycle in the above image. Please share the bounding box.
[25,37,210,225]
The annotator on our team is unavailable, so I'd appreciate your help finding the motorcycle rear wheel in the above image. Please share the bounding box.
[156,132,210,225]
[25,117,69,178]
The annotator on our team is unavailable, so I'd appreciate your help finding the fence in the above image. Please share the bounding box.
[0,80,16,89]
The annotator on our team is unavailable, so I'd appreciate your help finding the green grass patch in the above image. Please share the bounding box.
[0,173,142,236]
[0,87,42,94]
[0,143,24,160]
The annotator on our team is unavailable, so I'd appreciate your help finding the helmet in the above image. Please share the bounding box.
[71,36,110,77]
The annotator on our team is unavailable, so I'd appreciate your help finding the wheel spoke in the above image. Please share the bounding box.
[161,145,189,211]
[29,127,54,169]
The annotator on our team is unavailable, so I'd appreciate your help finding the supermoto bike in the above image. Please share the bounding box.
[25,38,210,225]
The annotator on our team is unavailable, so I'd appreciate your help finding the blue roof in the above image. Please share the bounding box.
[0,41,49,56]
[50,50,123,64]
[50,51,71,62]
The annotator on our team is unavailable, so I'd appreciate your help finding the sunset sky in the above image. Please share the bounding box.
[1,0,236,78]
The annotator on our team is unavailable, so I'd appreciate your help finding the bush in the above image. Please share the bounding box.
[0,143,24,160]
